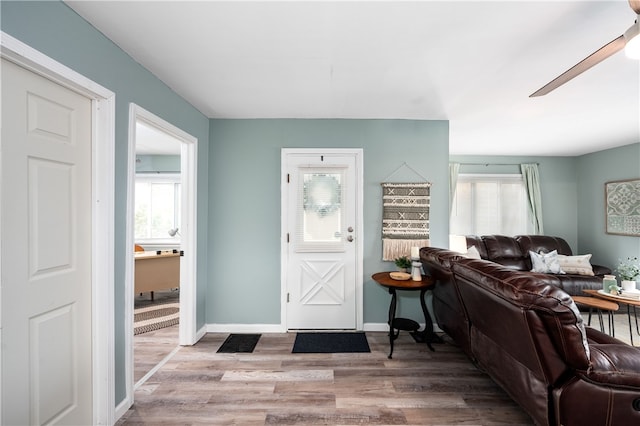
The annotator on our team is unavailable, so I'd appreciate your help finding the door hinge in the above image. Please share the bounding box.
[287,173,290,183]
[287,293,290,303]
[287,233,290,243]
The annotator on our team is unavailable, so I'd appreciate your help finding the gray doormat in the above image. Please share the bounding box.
[292,332,370,353]
[217,333,261,353]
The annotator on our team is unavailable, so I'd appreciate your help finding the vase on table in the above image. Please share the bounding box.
[603,275,618,293]
[621,280,636,291]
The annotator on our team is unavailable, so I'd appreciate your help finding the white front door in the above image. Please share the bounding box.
[283,150,362,330]
[1,58,93,425]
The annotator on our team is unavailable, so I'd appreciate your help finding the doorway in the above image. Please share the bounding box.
[281,149,364,330]
[125,105,198,402]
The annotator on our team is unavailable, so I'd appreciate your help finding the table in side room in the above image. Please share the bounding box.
[372,272,442,358]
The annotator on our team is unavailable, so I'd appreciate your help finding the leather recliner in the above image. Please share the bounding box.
[420,246,640,426]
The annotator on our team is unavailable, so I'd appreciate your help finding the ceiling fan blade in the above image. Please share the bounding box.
[530,35,626,97]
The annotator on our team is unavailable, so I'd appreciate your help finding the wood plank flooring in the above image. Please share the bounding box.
[120,328,534,425]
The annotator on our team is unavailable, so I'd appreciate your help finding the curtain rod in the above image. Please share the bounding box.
[458,162,539,166]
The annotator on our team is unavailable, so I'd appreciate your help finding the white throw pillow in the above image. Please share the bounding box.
[556,254,594,276]
[464,245,482,259]
[530,250,564,274]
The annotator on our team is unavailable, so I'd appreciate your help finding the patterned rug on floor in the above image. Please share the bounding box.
[134,303,179,335]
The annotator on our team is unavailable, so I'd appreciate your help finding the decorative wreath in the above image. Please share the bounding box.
[303,174,341,217]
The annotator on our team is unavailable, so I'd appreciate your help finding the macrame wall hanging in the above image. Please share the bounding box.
[381,163,431,261]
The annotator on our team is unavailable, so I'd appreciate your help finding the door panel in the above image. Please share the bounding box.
[1,58,93,425]
[285,152,360,329]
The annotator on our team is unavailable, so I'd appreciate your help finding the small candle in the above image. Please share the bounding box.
[411,246,419,259]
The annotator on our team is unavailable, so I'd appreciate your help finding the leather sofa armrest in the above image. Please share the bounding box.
[591,264,612,276]
[582,344,640,388]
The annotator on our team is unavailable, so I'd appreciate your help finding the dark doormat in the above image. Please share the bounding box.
[292,332,370,353]
[217,333,261,353]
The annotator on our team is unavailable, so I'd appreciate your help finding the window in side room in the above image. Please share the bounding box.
[135,173,181,245]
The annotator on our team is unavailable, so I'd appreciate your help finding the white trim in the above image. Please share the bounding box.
[125,104,200,415]
[1,32,116,425]
[206,324,286,334]
[363,322,444,333]
[280,148,364,331]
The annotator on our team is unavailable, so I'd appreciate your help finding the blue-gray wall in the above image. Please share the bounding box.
[135,155,181,173]
[577,143,640,271]
[1,0,210,406]
[209,119,449,325]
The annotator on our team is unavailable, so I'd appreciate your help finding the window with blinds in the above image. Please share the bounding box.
[135,173,181,242]
[450,174,532,236]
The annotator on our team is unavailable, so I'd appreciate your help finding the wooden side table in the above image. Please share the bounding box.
[572,295,619,335]
[584,289,640,345]
[372,272,442,358]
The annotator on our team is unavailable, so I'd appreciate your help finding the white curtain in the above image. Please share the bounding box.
[520,163,544,234]
[449,162,460,215]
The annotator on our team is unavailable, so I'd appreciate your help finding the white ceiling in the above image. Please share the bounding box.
[66,1,640,156]
[136,120,182,155]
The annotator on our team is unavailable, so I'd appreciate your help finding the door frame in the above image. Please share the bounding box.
[280,148,364,330]
[124,104,198,398]
[1,32,116,425]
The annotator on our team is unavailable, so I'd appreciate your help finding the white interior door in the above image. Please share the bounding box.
[1,58,93,425]
[283,150,362,330]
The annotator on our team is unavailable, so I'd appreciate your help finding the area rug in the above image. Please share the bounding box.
[217,334,262,353]
[134,303,180,335]
[292,332,370,353]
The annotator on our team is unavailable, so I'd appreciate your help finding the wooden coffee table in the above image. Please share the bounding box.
[584,289,640,345]
[572,295,618,335]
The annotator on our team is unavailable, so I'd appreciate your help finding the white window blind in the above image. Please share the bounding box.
[450,174,532,236]
[296,167,347,252]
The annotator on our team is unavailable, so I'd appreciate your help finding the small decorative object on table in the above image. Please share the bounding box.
[603,274,618,294]
[394,256,412,273]
[617,256,639,292]
[410,246,422,281]
[389,271,411,281]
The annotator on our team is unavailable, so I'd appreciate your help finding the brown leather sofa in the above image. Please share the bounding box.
[465,235,611,295]
[420,246,640,426]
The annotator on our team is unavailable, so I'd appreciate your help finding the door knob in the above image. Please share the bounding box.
[347,235,354,242]
[347,226,354,232]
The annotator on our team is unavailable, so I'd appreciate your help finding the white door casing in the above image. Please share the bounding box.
[1,32,115,425]
[281,149,363,330]
[1,58,93,425]
[124,104,199,410]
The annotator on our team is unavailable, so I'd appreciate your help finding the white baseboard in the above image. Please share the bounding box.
[206,323,286,333]
[204,322,442,334]
[195,324,208,342]
[114,396,132,424]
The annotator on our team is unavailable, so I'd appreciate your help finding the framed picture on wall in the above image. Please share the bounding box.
[605,178,640,236]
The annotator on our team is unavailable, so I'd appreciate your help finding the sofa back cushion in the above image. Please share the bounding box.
[464,235,488,259]
[480,235,529,270]
[516,235,573,257]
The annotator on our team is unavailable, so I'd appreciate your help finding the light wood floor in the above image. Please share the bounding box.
[121,309,638,425]
[121,327,534,425]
